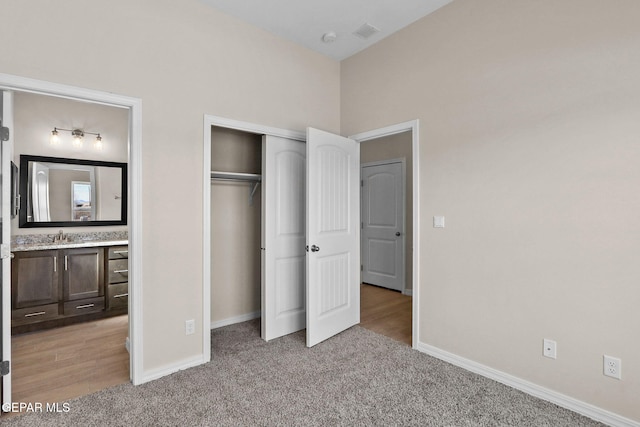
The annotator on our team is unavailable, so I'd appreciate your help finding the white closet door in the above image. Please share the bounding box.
[306,128,360,347]
[261,135,306,341]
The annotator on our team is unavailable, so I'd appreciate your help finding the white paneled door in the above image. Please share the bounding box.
[306,128,360,347]
[361,160,405,292]
[261,135,306,341]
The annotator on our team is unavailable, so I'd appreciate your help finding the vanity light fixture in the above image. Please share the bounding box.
[50,127,103,150]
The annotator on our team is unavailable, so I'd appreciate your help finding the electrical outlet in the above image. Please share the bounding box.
[603,355,621,380]
[543,339,557,359]
[185,319,195,335]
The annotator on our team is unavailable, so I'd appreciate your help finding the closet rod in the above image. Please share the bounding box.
[210,171,262,205]
[210,171,262,182]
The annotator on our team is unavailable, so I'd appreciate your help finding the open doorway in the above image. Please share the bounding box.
[10,91,130,405]
[350,121,419,348]
[358,130,413,345]
[0,73,142,410]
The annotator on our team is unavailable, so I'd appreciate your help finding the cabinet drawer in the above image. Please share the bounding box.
[108,246,129,260]
[108,259,129,283]
[12,303,60,326]
[63,297,104,317]
[107,283,129,310]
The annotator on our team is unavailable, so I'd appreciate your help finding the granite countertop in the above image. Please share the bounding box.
[11,231,128,252]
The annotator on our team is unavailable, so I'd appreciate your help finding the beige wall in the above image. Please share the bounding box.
[360,131,413,293]
[12,91,129,235]
[210,127,262,323]
[1,0,340,374]
[342,0,640,421]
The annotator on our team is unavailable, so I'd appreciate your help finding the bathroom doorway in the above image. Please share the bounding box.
[0,74,142,409]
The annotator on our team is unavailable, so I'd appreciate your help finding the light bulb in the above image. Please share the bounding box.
[94,135,103,150]
[50,129,60,145]
[71,129,84,147]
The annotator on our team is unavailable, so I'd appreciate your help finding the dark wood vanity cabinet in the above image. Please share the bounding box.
[62,247,104,301]
[106,246,129,311]
[62,247,105,316]
[11,244,127,334]
[11,250,60,325]
[12,250,59,308]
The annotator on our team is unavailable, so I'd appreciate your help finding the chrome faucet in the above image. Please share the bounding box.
[53,230,66,242]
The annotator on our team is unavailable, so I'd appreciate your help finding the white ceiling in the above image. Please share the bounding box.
[199,0,453,61]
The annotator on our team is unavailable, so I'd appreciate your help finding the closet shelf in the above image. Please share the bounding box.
[210,171,262,205]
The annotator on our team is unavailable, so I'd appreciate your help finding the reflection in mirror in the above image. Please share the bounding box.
[71,181,94,221]
[19,155,127,228]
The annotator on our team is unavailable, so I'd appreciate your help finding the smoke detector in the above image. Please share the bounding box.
[353,22,380,40]
[322,31,337,43]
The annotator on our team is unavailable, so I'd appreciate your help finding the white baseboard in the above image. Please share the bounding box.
[403,289,413,297]
[416,342,639,427]
[139,355,206,385]
[210,311,261,330]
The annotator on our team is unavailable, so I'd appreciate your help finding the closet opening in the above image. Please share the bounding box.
[209,126,263,331]
[204,117,420,354]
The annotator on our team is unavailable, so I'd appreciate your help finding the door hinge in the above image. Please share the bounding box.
[0,360,9,376]
[361,180,364,187]
[0,119,9,142]
[361,265,363,271]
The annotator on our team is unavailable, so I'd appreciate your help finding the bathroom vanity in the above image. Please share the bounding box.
[11,232,128,334]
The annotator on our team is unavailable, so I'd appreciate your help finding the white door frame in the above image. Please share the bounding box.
[202,115,304,362]
[1,90,15,405]
[349,120,420,349]
[361,157,406,293]
[0,73,144,385]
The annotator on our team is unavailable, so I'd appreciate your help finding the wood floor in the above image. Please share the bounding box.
[360,283,412,345]
[10,315,130,406]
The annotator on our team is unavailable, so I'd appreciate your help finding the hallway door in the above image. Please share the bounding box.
[361,160,405,292]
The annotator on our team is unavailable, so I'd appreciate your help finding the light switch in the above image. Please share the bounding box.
[433,216,445,228]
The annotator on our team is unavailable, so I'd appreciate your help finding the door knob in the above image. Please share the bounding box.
[311,245,320,252]
[395,232,401,236]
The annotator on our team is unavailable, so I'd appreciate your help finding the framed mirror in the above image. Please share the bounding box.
[19,155,127,228]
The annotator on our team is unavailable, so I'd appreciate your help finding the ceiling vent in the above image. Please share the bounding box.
[353,22,380,40]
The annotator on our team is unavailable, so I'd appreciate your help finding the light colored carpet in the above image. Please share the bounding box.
[3,319,604,426]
